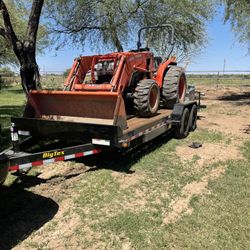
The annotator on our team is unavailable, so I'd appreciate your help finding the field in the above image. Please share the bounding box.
[0,83,249,249]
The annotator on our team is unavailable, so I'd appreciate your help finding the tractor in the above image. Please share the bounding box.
[24,24,187,129]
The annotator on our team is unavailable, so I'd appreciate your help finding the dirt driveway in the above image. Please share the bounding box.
[0,85,249,250]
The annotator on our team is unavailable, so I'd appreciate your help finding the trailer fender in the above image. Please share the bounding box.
[171,102,197,123]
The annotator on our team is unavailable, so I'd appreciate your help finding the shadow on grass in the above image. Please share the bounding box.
[217,92,250,106]
[0,105,24,117]
[5,88,24,94]
[0,131,175,249]
[81,131,174,174]
[0,185,58,250]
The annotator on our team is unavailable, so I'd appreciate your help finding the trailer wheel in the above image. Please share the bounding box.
[162,66,187,109]
[174,108,190,139]
[134,79,160,117]
[188,104,198,131]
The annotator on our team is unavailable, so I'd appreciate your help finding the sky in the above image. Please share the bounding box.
[37,10,250,73]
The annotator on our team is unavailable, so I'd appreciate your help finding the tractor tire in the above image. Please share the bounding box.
[174,108,190,139]
[134,79,160,117]
[162,66,187,109]
[188,104,198,131]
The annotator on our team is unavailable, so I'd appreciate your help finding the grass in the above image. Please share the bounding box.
[187,75,250,86]
[58,131,250,249]
[56,130,248,249]
[169,157,250,249]
[0,85,25,151]
[1,83,249,249]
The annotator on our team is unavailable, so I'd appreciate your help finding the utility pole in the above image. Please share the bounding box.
[223,58,226,75]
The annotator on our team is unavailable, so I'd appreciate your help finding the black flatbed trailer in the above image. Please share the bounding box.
[0,101,198,184]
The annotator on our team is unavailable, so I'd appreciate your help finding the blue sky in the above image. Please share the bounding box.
[37,10,250,73]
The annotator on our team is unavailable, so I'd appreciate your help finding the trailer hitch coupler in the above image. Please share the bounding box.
[10,123,20,153]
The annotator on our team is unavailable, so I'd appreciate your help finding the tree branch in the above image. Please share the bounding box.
[26,0,44,43]
[0,0,18,45]
[53,23,103,34]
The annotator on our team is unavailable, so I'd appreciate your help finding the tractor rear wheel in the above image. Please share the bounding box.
[162,66,187,109]
[134,79,160,117]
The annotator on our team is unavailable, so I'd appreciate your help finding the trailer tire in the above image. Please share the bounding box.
[134,79,160,117]
[188,104,198,131]
[162,66,187,109]
[174,108,190,139]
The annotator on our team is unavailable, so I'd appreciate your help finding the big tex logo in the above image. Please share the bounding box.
[42,151,65,159]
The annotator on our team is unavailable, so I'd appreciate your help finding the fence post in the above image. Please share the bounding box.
[216,71,220,86]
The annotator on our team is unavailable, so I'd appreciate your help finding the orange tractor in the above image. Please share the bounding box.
[26,24,187,129]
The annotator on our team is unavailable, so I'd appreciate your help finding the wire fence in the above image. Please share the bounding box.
[0,70,250,90]
[186,70,250,86]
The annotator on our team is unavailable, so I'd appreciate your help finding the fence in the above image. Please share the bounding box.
[1,70,250,89]
[0,72,66,90]
[186,70,250,86]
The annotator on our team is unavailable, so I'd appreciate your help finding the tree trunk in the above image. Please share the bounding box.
[113,31,123,52]
[15,41,40,92]
[0,0,44,93]
[20,60,40,92]
[108,15,123,52]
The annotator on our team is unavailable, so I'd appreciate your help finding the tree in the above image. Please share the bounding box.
[63,68,71,78]
[46,0,215,61]
[0,66,15,77]
[0,0,45,92]
[0,1,49,67]
[222,0,250,52]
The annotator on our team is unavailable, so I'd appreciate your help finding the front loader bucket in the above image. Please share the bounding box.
[25,91,127,129]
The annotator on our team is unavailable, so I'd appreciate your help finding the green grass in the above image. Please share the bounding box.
[1,84,249,249]
[167,158,250,249]
[55,129,248,249]
[0,86,25,150]
[187,75,250,86]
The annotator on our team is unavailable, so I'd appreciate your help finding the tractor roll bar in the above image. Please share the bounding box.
[137,24,175,58]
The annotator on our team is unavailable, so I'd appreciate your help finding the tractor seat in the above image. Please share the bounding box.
[154,57,163,70]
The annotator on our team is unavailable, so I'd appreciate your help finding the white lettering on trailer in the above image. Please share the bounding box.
[92,139,110,146]
[121,120,170,143]
[18,130,30,136]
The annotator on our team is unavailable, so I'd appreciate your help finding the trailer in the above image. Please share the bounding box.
[0,100,198,185]
[0,24,201,184]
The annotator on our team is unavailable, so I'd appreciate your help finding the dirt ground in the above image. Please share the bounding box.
[0,85,249,249]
